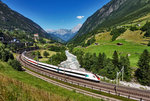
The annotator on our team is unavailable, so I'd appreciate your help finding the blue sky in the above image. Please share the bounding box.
[2,0,110,30]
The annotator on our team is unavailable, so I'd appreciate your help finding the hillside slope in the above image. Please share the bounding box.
[71,0,150,44]
[0,61,100,101]
[0,1,46,36]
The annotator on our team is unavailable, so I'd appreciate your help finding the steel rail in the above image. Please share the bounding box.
[19,54,150,101]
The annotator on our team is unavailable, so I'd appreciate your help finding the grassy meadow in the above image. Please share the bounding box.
[0,61,101,101]
[33,49,57,62]
[74,30,150,68]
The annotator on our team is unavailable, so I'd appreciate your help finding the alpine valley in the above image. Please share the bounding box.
[47,24,82,42]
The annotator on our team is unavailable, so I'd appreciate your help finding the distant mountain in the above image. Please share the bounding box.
[71,0,150,44]
[47,24,82,42]
[49,34,66,43]
[0,1,47,37]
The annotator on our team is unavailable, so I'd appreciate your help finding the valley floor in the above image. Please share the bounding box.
[74,39,150,68]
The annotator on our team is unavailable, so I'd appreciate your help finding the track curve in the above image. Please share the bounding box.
[19,53,150,101]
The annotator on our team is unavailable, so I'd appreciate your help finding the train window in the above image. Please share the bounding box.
[93,75,95,78]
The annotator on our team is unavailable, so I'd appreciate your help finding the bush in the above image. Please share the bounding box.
[49,46,66,52]
[145,29,150,37]
[49,52,67,65]
[141,22,150,37]
[43,51,49,58]
[148,41,150,46]
[110,28,126,41]
[0,46,14,62]
[8,59,22,71]
[39,38,46,44]
[31,51,36,56]
[82,36,96,47]
[130,26,138,31]
[141,22,150,31]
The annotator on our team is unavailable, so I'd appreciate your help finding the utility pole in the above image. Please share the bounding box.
[116,66,124,85]
[116,71,121,85]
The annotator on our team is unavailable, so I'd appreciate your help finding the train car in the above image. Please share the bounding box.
[22,51,100,82]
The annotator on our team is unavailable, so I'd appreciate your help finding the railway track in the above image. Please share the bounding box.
[19,54,150,101]
[23,64,120,101]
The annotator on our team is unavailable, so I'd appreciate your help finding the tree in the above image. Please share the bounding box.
[112,51,119,68]
[90,53,98,72]
[119,56,132,81]
[39,38,46,44]
[141,22,150,37]
[36,51,41,58]
[43,51,49,58]
[130,26,138,31]
[74,50,84,67]
[1,50,11,62]
[49,46,66,52]
[145,29,150,37]
[99,58,117,80]
[110,28,126,41]
[9,52,14,60]
[135,49,150,86]
[98,53,107,69]
[148,41,150,46]
[141,21,150,31]
[8,59,22,71]
[82,53,92,70]
[84,36,96,47]
[49,52,67,65]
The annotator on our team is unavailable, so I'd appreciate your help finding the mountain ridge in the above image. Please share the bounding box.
[71,0,150,45]
[47,24,82,42]
[0,1,47,37]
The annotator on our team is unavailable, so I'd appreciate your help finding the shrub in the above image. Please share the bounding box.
[49,46,66,52]
[130,26,138,31]
[110,28,126,41]
[43,51,49,58]
[49,52,67,65]
[141,22,150,31]
[145,29,150,37]
[82,36,96,47]
[141,22,150,37]
[148,41,150,46]
[8,59,22,71]
[0,47,14,62]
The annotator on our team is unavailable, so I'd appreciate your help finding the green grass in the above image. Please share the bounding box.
[24,62,135,101]
[0,61,101,101]
[74,39,150,68]
[0,73,65,101]
[33,49,57,62]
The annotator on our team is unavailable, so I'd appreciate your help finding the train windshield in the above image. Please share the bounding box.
[94,74,100,80]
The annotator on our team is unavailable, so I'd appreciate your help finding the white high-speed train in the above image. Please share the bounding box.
[22,51,100,82]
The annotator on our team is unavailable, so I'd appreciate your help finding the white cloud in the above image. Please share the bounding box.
[77,16,84,19]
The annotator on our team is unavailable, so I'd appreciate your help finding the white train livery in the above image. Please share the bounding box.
[22,51,100,82]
